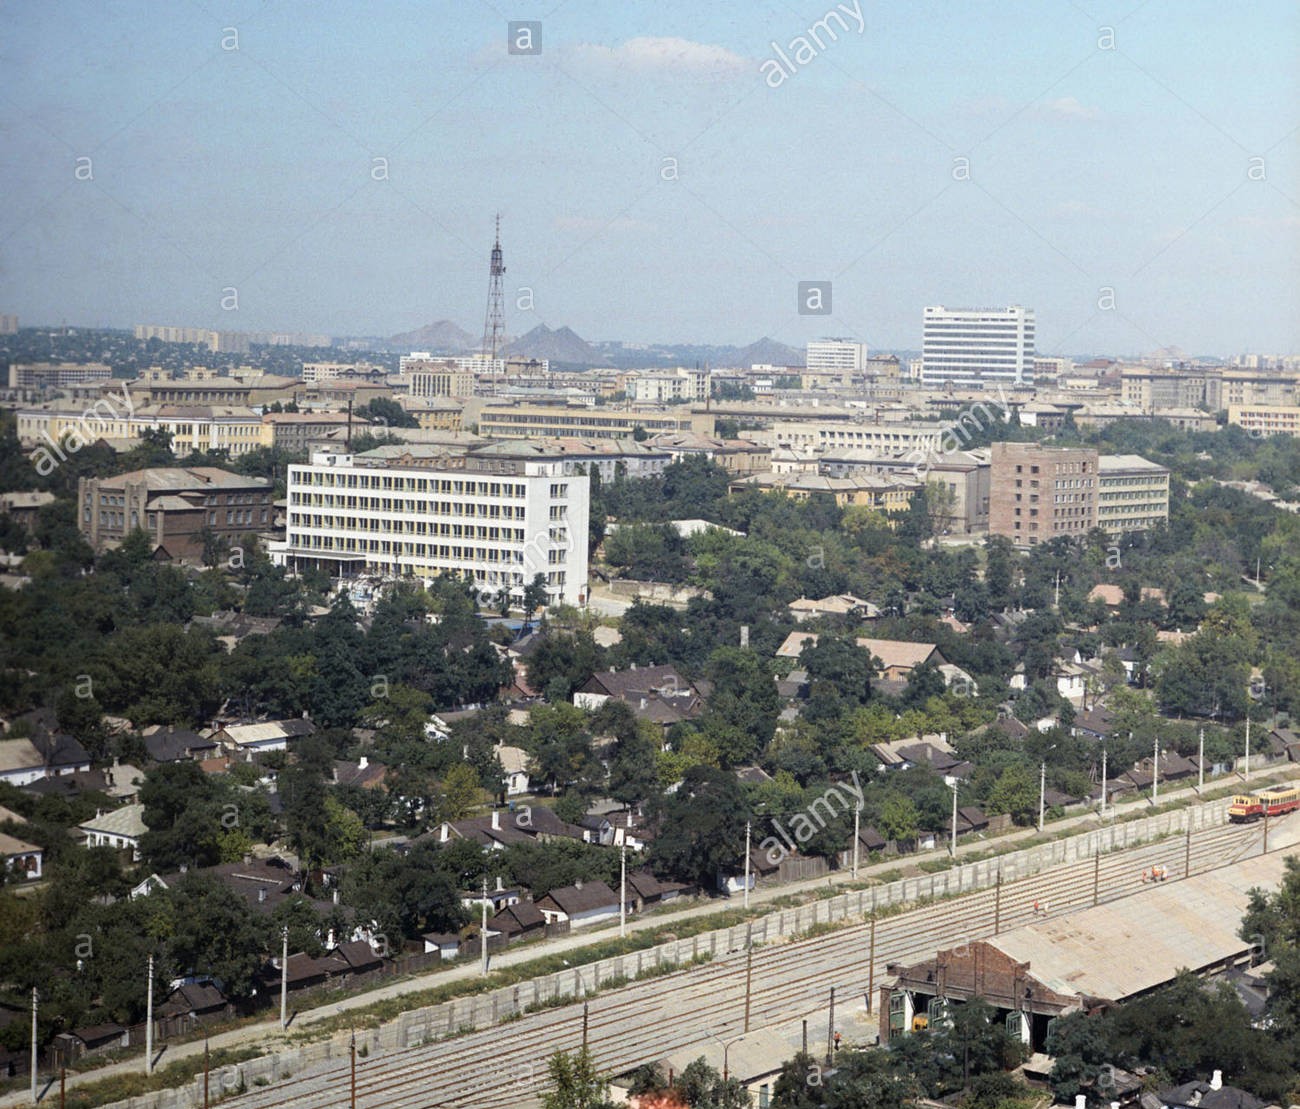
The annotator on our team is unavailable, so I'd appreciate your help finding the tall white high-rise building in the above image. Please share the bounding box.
[921,306,1035,387]
[272,449,589,606]
[806,339,867,373]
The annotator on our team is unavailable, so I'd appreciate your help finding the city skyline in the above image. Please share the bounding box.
[1,2,1297,355]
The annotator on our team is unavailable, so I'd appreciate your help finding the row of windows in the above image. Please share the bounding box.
[291,516,525,542]
[299,473,527,497]
[211,509,268,525]
[290,494,524,519]
[299,534,558,568]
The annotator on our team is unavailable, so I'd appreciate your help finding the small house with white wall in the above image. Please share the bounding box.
[77,803,148,862]
[534,880,623,929]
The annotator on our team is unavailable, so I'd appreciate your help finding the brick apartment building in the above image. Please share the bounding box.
[989,442,1098,546]
[78,467,274,562]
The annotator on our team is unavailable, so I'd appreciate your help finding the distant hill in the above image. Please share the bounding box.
[735,337,804,367]
[387,319,476,352]
[504,324,596,363]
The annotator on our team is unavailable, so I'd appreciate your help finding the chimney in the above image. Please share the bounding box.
[257,887,267,903]
[358,755,368,770]
[491,810,501,830]
[243,852,252,865]
[630,662,636,670]
[1210,1072,1222,1092]
[1075,1098,1086,1109]
[574,879,583,890]
[333,888,340,905]
[740,625,749,648]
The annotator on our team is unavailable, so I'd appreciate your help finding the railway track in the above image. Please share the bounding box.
[217,820,1270,1108]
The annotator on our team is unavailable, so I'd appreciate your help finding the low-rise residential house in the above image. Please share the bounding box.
[774,632,948,684]
[786,593,881,622]
[332,755,388,790]
[421,932,462,960]
[0,808,42,881]
[535,880,624,928]
[215,718,315,755]
[78,803,148,861]
[0,738,46,786]
[51,1024,130,1064]
[496,744,531,796]
[155,983,232,1036]
[1073,704,1117,741]
[142,726,219,763]
[573,664,708,733]
[1157,1075,1265,1109]
[488,900,548,943]
[624,870,690,911]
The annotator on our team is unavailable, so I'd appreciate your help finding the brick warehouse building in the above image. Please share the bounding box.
[78,467,274,562]
[988,442,1098,546]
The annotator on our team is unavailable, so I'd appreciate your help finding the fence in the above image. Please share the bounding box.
[81,798,1232,1109]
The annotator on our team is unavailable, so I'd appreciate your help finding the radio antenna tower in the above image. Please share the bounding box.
[481,213,506,395]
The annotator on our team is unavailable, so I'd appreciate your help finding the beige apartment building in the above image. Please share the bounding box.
[477,402,696,440]
[8,362,112,390]
[18,402,271,457]
[1096,455,1170,533]
[1227,404,1300,438]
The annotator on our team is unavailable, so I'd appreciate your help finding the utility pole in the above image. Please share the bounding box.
[743,944,754,1032]
[852,803,861,879]
[867,914,876,1012]
[1093,850,1100,905]
[30,987,37,1106]
[994,868,1002,933]
[1100,747,1108,817]
[145,953,154,1075]
[480,876,489,977]
[950,783,958,857]
[582,1001,589,1048]
[1245,710,1251,777]
[826,986,836,1066]
[743,820,751,910]
[1152,737,1159,803]
[1198,729,1205,791]
[1038,761,1046,832]
[349,1029,357,1109]
[204,1035,210,1109]
[280,925,289,1029]
[619,839,627,939]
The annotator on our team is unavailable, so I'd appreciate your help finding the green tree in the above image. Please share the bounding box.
[649,765,750,887]
[541,1046,619,1109]
[877,792,919,844]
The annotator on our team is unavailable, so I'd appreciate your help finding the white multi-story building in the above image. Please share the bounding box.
[806,339,867,374]
[272,449,589,606]
[921,306,1035,388]
[627,368,708,403]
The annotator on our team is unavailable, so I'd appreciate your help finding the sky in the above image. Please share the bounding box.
[0,1,1297,357]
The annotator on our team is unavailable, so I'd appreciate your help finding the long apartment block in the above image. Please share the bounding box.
[273,449,589,606]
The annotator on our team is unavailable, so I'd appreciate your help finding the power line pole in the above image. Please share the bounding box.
[743,944,754,1032]
[852,802,861,879]
[1153,737,1159,803]
[480,876,490,977]
[145,954,154,1075]
[1100,746,1108,817]
[349,1029,357,1109]
[950,783,958,857]
[619,838,627,939]
[280,925,289,1029]
[743,820,751,910]
[1038,760,1046,832]
[1245,709,1251,777]
[30,987,37,1106]
[1198,729,1204,791]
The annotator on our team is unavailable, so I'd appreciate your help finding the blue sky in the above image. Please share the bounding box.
[1,1,1296,356]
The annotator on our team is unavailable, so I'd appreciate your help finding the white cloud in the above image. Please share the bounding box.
[568,36,749,77]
